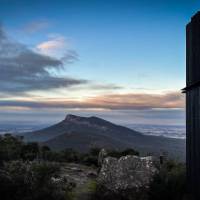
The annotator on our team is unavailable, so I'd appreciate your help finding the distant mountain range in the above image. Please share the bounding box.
[22,114,185,160]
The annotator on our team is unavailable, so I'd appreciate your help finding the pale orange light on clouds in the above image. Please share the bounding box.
[81,91,185,110]
[0,91,185,111]
[36,35,67,55]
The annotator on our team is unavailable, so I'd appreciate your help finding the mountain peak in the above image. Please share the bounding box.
[65,114,102,121]
[65,114,80,120]
[64,114,108,124]
[64,114,93,123]
[89,116,101,120]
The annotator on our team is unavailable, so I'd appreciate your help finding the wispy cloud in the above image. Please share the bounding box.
[37,35,65,52]
[85,92,184,110]
[0,91,184,110]
[36,34,74,59]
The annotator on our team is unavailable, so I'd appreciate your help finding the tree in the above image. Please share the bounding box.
[21,142,39,161]
[0,134,23,163]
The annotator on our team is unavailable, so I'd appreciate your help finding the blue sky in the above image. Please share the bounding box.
[0,0,198,126]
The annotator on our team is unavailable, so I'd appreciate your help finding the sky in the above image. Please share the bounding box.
[0,0,199,126]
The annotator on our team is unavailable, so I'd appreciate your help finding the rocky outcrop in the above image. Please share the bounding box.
[98,148,108,166]
[97,155,157,199]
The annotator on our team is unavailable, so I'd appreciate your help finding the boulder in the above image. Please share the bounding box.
[97,155,157,199]
[98,148,108,166]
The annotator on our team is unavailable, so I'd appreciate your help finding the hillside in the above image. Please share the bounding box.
[23,114,185,159]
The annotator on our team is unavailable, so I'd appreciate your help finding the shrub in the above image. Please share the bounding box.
[107,148,139,158]
[0,134,23,162]
[0,161,68,200]
[121,148,139,156]
[148,160,186,200]
[62,148,80,162]
[82,154,99,167]
[21,142,40,161]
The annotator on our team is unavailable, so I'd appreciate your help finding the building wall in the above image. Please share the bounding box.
[186,12,200,199]
[186,88,200,199]
[187,13,200,85]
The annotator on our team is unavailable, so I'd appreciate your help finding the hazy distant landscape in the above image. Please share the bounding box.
[127,124,186,139]
[0,121,186,139]
[8,114,183,161]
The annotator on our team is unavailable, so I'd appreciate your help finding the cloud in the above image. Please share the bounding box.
[61,50,79,63]
[86,92,184,110]
[37,36,65,51]
[36,35,76,59]
[71,82,123,91]
[23,20,49,33]
[0,26,86,94]
[88,83,123,90]
[0,91,185,110]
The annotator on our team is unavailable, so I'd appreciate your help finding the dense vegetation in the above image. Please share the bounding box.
[0,134,187,200]
[0,134,139,165]
[149,159,186,200]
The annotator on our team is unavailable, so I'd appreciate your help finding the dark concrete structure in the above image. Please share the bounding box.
[183,12,200,199]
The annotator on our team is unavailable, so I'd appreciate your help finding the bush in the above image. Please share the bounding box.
[0,134,23,162]
[83,155,98,167]
[79,148,101,167]
[89,148,101,157]
[21,142,40,161]
[62,148,80,162]
[107,148,139,158]
[148,160,186,200]
[0,161,67,200]
[121,148,139,156]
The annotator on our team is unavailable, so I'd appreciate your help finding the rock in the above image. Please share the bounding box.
[98,148,108,166]
[87,171,97,178]
[51,176,76,190]
[97,155,157,199]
